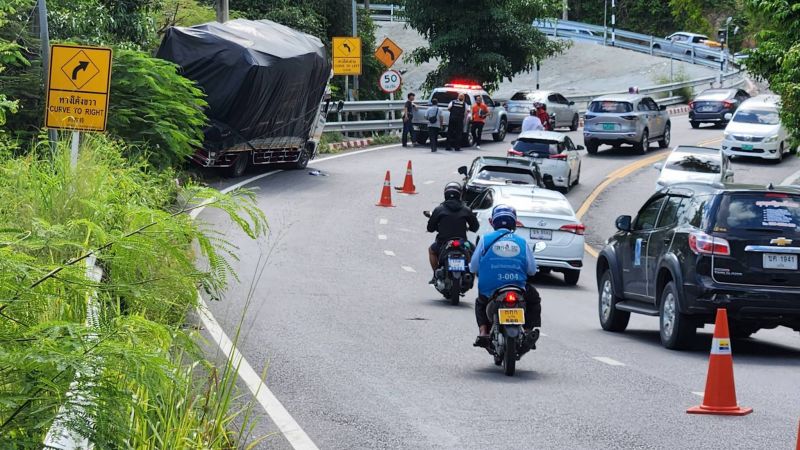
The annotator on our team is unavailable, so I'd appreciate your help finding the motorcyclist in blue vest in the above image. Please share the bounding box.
[469,204,542,348]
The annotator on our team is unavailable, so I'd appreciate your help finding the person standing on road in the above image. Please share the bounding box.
[425,98,443,152]
[521,108,544,132]
[471,96,489,149]
[536,103,552,131]
[469,205,541,349]
[446,93,467,151]
[402,92,417,147]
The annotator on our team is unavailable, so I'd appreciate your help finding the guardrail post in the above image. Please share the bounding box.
[389,4,393,22]
[691,48,696,65]
[649,36,654,55]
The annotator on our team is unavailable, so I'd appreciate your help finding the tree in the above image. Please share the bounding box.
[404,0,566,92]
[743,0,800,143]
[567,0,677,37]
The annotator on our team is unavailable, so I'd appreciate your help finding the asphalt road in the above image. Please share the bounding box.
[199,116,800,449]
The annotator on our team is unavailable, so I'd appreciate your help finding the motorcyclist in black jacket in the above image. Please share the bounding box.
[426,182,480,283]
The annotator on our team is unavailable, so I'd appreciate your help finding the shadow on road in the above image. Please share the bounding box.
[465,366,548,383]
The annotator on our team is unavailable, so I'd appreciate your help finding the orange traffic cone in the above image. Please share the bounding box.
[395,160,417,194]
[687,308,752,416]
[376,170,395,207]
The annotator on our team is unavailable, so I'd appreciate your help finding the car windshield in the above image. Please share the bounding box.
[510,92,539,101]
[431,91,470,105]
[697,91,731,101]
[732,109,780,125]
[504,195,574,217]
[665,154,721,174]
[475,169,535,185]
[513,139,560,156]
[589,101,633,113]
[714,192,800,236]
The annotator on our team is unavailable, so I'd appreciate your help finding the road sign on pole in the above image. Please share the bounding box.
[332,36,362,75]
[45,44,112,132]
[379,70,402,94]
[375,37,403,68]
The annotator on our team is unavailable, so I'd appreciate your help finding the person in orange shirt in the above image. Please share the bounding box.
[471,96,489,149]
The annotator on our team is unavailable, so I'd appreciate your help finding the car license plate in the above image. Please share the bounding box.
[530,228,552,240]
[602,123,615,131]
[763,253,798,270]
[699,106,715,112]
[448,257,466,272]
[498,308,525,325]
[741,144,753,151]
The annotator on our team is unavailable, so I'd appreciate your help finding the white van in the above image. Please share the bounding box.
[722,95,793,163]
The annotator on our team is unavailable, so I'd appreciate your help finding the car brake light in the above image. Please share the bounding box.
[549,153,568,160]
[689,231,730,256]
[620,115,638,120]
[452,240,460,247]
[508,149,524,157]
[722,101,734,109]
[765,193,788,198]
[515,220,524,227]
[503,291,518,305]
[559,223,586,235]
[688,101,695,110]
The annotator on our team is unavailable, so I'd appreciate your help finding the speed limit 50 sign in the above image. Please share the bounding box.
[378,70,402,94]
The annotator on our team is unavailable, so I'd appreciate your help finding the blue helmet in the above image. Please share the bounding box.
[491,204,517,230]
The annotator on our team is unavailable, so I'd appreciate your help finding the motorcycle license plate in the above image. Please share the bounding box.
[448,258,466,272]
[498,308,525,325]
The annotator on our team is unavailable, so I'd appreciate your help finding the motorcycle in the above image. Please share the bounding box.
[483,241,546,376]
[423,211,475,305]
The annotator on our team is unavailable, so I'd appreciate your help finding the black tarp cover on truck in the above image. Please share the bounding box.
[157,19,331,152]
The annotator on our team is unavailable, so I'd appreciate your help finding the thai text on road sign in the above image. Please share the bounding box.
[333,37,362,76]
[375,37,403,68]
[45,44,112,132]
[379,70,402,93]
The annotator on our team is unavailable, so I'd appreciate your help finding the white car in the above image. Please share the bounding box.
[722,95,792,162]
[653,145,734,190]
[468,185,585,285]
[507,130,583,192]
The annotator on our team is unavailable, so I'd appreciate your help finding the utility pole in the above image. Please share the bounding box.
[352,0,358,100]
[611,0,616,47]
[216,0,228,23]
[603,0,608,46]
[38,0,58,149]
[562,0,568,20]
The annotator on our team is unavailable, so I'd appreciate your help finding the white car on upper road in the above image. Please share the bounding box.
[468,185,585,285]
[507,130,583,192]
[653,145,734,190]
[722,95,792,162]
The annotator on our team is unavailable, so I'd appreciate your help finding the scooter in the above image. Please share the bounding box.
[423,211,475,305]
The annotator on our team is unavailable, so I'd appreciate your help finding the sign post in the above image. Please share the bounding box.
[45,44,112,132]
[375,37,403,68]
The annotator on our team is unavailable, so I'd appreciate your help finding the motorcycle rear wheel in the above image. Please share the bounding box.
[502,335,517,376]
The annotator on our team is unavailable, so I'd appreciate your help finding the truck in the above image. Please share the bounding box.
[411,83,508,147]
[157,19,334,177]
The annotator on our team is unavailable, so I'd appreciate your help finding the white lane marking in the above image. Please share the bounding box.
[198,302,319,450]
[692,391,704,397]
[539,332,548,337]
[384,250,396,256]
[593,356,625,366]
[423,180,435,185]
[780,167,800,186]
[378,234,387,240]
[401,266,416,273]
[190,170,319,450]
[378,218,388,225]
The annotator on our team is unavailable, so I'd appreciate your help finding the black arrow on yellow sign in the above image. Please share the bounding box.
[71,61,89,80]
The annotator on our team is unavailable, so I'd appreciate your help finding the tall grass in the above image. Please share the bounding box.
[0,133,268,447]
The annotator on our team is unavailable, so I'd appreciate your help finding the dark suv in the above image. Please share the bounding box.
[457,156,554,203]
[596,182,800,349]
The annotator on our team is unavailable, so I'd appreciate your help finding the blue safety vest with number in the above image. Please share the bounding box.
[477,230,528,297]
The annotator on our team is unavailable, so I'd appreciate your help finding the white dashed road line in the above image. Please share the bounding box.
[692,391,704,397]
[401,266,416,273]
[378,218,388,225]
[592,356,626,366]
[378,234,387,240]
[384,250,396,256]
[423,180,435,185]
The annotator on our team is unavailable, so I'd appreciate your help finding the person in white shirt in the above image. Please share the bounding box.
[521,109,544,132]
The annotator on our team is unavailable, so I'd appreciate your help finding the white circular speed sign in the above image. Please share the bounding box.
[379,70,402,93]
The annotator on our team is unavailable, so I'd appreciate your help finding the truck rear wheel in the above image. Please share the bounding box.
[291,147,310,170]
[224,153,249,178]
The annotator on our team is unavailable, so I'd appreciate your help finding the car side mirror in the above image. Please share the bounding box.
[724,113,733,121]
[576,145,585,150]
[336,100,344,113]
[653,163,663,171]
[615,215,632,232]
[457,166,468,176]
[542,174,555,190]
[423,210,432,218]
[659,105,667,111]
[569,101,575,106]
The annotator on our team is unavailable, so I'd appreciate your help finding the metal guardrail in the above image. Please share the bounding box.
[323,72,744,133]
[358,3,404,22]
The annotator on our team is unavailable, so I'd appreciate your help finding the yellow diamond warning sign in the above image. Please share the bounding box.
[332,36,362,76]
[46,44,112,132]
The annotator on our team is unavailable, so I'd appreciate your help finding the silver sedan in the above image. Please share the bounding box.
[505,90,580,131]
[507,130,583,193]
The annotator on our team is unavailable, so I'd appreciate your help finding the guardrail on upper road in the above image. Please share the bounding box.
[323,71,744,134]
[357,3,404,22]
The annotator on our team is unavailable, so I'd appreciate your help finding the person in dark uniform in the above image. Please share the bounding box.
[402,92,417,147]
[446,93,467,151]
